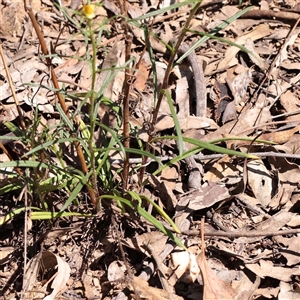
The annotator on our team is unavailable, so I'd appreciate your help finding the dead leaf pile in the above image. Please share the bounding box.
[1,0,300,299]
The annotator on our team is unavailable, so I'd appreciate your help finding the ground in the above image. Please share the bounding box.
[0,0,300,299]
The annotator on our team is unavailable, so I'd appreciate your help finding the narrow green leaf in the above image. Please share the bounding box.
[130,0,202,21]
[164,89,184,156]
[141,195,181,234]
[0,207,25,226]
[176,6,254,63]
[59,172,91,213]
[4,122,24,138]
[22,138,79,157]
[30,211,93,220]
[153,135,259,159]
[100,194,187,250]
[56,103,74,131]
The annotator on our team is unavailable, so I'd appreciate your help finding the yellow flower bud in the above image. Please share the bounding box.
[82,4,96,19]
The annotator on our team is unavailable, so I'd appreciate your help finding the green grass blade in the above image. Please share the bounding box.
[21,138,79,157]
[30,211,93,220]
[99,194,187,250]
[56,103,74,131]
[4,122,25,138]
[130,0,202,21]
[153,135,258,159]
[141,195,181,234]
[164,89,184,156]
[176,6,254,63]
[59,171,91,213]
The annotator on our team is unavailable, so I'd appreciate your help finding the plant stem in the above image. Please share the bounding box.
[26,5,96,205]
[152,1,202,125]
[139,1,203,183]
[87,19,100,204]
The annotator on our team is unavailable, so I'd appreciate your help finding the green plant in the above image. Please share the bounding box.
[0,1,260,249]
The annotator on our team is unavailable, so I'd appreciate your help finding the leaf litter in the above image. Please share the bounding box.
[0,0,300,299]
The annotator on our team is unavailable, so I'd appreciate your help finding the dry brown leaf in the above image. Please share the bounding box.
[220,100,236,124]
[134,58,150,91]
[218,24,272,71]
[273,236,300,266]
[232,271,260,300]
[155,115,218,132]
[0,2,26,36]
[177,181,231,211]
[22,251,70,300]
[161,166,178,191]
[268,154,300,206]
[235,211,296,243]
[247,159,275,207]
[42,252,71,300]
[129,276,184,300]
[287,215,300,227]
[175,182,231,230]
[281,61,300,70]
[107,261,127,282]
[278,281,300,300]
[123,231,168,257]
[148,174,178,210]
[203,155,243,185]
[94,40,125,102]
[274,30,300,69]
[245,259,300,282]
[197,250,237,300]
[201,104,268,144]
[227,67,252,105]
[255,286,280,299]
[280,90,300,122]
[0,247,14,265]
[244,38,267,70]
[176,77,190,118]
[171,251,200,283]
[260,124,300,144]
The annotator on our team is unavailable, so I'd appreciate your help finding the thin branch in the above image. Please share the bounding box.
[25,5,96,205]
[184,228,300,238]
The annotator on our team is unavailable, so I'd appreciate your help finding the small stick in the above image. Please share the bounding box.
[183,228,300,238]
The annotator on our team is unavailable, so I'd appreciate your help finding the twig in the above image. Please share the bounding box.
[251,16,300,105]
[112,216,141,300]
[118,0,133,190]
[194,151,300,161]
[143,242,175,299]
[174,41,206,117]
[139,1,203,183]
[25,4,96,205]
[183,228,300,238]
[0,44,26,130]
[241,9,300,24]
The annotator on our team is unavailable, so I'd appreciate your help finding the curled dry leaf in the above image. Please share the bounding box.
[42,251,71,300]
[107,260,127,282]
[22,251,70,300]
[171,251,200,283]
